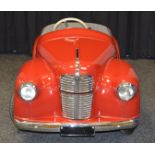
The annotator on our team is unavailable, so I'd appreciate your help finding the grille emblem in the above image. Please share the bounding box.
[75,48,80,77]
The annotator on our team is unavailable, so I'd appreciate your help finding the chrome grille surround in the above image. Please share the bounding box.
[60,75,94,119]
[61,75,93,93]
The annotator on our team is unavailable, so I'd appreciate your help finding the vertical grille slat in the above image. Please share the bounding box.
[60,75,94,119]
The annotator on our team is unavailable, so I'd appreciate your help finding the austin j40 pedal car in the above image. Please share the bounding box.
[10,18,140,136]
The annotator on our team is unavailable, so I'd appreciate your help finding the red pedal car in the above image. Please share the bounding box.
[11,18,140,136]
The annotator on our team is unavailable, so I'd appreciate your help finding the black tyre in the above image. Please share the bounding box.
[9,95,14,122]
[120,128,136,135]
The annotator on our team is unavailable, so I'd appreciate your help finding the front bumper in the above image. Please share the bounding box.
[14,119,139,134]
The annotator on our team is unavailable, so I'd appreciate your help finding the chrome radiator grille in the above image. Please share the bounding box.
[60,75,94,119]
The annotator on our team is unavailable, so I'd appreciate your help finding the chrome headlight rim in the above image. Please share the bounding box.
[19,82,37,101]
[117,82,136,101]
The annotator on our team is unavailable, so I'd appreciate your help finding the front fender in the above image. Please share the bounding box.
[14,58,62,121]
[92,59,140,119]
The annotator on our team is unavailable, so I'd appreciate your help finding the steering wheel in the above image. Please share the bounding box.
[53,17,88,31]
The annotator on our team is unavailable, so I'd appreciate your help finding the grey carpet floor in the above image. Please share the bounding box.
[0,54,155,143]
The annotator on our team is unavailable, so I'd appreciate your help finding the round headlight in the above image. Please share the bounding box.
[117,82,136,101]
[19,83,37,101]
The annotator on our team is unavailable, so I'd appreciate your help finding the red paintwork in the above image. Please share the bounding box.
[14,28,140,124]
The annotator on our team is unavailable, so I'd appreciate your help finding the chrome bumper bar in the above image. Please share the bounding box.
[14,119,139,133]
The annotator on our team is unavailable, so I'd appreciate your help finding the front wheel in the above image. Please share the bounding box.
[9,95,14,121]
[120,127,136,135]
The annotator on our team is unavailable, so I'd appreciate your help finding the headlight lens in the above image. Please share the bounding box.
[19,83,37,101]
[117,82,136,101]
